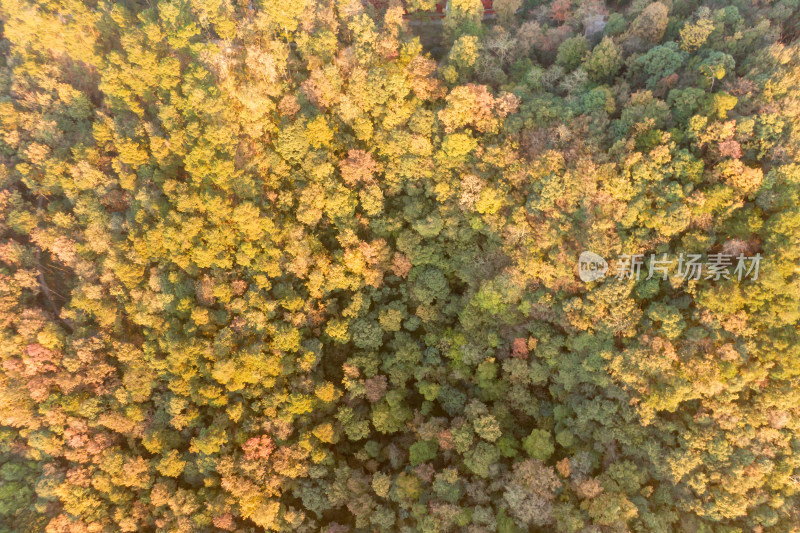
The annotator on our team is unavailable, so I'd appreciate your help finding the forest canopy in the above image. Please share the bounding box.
[1,0,800,531]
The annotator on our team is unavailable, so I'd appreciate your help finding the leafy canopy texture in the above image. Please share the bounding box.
[1,0,800,531]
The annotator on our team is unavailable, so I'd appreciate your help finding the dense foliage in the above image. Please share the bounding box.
[1,0,800,531]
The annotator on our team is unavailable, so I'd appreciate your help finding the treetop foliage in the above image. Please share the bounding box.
[1,0,800,531]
